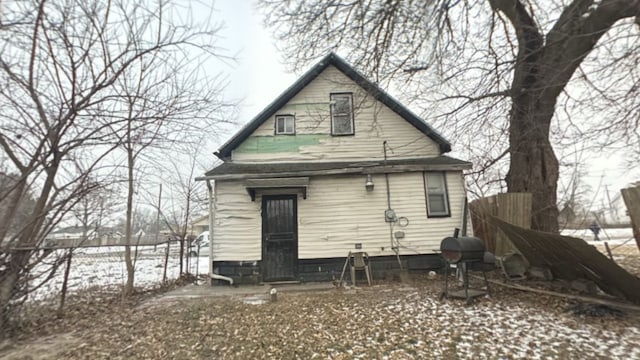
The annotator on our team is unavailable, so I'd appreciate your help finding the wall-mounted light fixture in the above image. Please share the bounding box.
[365,174,374,191]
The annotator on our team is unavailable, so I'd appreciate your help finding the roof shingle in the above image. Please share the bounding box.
[205,156,471,179]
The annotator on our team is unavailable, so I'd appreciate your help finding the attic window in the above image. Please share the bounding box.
[330,93,354,136]
[275,115,295,135]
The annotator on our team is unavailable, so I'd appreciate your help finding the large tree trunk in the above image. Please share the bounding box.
[493,0,560,233]
[492,0,640,234]
[506,99,559,233]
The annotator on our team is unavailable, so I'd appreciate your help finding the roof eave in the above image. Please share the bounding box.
[206,163,472,181]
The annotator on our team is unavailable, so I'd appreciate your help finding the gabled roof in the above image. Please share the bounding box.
[215,53,451,159]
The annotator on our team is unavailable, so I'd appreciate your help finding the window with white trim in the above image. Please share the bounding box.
[275,115,295,135]
[424,172,450,217]
[330,93,354,135]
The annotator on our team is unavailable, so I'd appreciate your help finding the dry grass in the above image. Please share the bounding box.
[1,247,639,360]
[595,242,640,276]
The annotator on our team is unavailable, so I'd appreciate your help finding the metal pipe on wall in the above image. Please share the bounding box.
[383,141,403,270]
[207,180,233,286]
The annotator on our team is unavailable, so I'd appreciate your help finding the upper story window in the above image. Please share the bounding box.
[424,172,450,217]
[330,93,354,136]
[275,115,295,135]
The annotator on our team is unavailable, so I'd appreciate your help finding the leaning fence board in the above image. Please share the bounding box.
[491,218,640,304]
[482,278,640,313]
[621,185,640,252]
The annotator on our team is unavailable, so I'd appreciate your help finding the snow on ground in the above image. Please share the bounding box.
[561,227,635,245]
[6,228,640,359]
[29,245,209,301]
[55,283,640,360]
[28,228,635,302]
[371,289,640,359]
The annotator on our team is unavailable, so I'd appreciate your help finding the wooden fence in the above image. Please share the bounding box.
[469,193,532,256]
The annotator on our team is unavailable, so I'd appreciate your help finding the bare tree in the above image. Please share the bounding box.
[259,0,640,233]
[71,179,118,243]
[112,43,232,295]
[158,136,214,276]
[0,0,229,332]
[557,160,593,228]
[58,178,115,316]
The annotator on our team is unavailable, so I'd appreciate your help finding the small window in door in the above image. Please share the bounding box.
[275,115,295,135]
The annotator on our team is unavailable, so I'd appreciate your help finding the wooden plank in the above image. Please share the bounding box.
[495,193,531,257]
[621,186,640,252]
[495,219,581,280]
[470,196,498,253]
[491,218,640,304]
[470,193,531,256]
[483,278,640,313]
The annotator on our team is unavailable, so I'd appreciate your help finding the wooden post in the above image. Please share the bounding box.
[162,239,170,284]
[604,242,615,262]
[57,249,73,317]
[154,184,162,251]
[621,186,640,252]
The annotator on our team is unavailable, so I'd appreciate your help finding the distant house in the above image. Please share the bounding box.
[191,214,210,235]
[201,53,472,284]
[47,226,97,247]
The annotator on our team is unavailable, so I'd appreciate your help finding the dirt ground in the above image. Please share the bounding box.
[1,244,639,360]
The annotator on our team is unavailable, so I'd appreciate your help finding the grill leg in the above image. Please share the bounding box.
[482,269,491,296]
[350,266,356,287]
[364,266,372,286]
[440,262,449,301]
[462,262,469,303]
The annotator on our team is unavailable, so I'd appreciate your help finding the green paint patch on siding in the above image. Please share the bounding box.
[235,134,327,153]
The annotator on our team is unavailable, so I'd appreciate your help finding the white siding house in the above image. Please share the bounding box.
[201,53,472,284]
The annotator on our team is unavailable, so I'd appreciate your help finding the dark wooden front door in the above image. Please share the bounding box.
[262,195,298,282]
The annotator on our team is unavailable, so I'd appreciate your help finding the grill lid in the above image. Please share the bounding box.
[440,236,485,263]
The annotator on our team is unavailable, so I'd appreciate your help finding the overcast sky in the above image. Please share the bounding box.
[215,1,296,128]
[212,1,638,209]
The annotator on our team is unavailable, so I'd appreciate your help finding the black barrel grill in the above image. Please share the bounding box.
[441,236,485,264]
[440,236,493,304]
